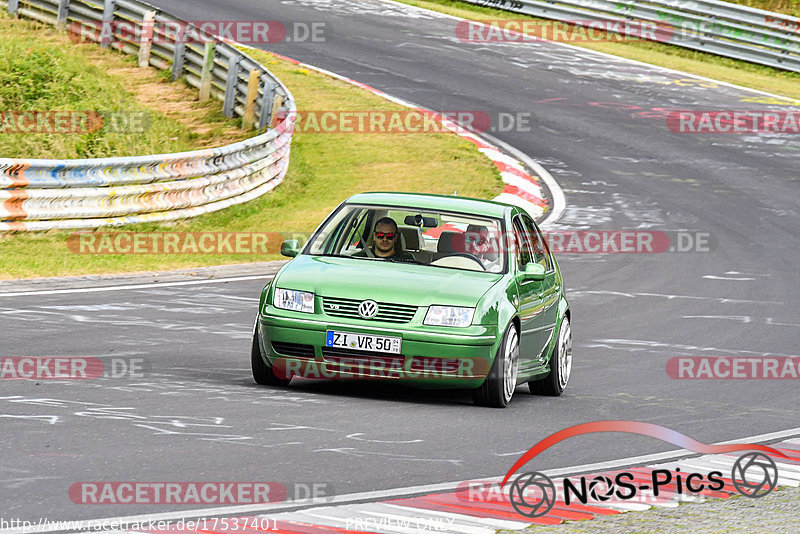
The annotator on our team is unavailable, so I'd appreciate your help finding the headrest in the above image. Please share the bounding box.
[398,226,421,250]
[437,231,465,254]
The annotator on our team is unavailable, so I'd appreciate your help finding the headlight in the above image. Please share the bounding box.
[273,288,315,313]
[424,306,475,327]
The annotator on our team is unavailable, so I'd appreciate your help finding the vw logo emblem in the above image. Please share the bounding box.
[358,300,379,319]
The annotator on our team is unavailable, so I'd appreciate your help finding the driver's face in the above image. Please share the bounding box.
[465,231,488,254]
[374,224,397,255]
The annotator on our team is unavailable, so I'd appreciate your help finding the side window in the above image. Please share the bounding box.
[520,214,549,270]
[320,217,350,254]
[512,217,532,269]
[534,225,554,271]
[342,210,371,253]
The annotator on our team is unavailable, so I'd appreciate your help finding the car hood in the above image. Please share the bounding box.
[274,255,503,307]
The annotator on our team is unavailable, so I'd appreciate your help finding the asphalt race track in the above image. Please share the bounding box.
[2,0,800,525]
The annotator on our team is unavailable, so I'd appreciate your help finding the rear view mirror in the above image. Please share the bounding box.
[280,239,301,258]
[404,214,438,228]
[523,263,546,281]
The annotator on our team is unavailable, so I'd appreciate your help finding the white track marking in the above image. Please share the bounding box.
[0,415,60,425]
[682,315,752,322]
[0,275,271,298]
[572,289,782,304]
[346,433,424,444]
[589,338,800,358]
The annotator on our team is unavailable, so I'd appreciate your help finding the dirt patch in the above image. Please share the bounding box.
[73,38,247,147]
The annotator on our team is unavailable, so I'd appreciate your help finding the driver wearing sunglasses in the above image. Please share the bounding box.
[354,217,415,261]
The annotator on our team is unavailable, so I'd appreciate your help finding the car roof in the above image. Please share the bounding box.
[344,192,512,218]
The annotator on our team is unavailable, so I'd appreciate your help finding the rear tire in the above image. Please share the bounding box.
[473,324,519,408]
[529,315,571,396]
[251,327,291,386]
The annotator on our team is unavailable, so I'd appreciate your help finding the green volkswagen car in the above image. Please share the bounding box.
[251,192,571,407]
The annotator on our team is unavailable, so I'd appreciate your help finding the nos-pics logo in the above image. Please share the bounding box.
[503,421,783,518]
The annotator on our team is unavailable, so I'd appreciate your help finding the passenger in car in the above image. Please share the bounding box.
[465,224,499,261]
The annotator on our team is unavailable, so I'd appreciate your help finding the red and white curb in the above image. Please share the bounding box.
[264,51,550,222]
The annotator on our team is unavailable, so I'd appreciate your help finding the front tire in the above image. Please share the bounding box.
[529,315,571,396]
[251,328,291,386]
[473,324,519,408]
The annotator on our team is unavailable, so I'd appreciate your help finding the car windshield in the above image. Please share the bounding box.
[305,204,506,273]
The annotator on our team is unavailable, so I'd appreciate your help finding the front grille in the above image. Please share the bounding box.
[321,347,404,369]
[271,342,315,358]
[322,296,417,323]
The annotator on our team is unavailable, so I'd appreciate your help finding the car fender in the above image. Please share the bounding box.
[543,294,570,365]
[475,278,519,365]
[258,281,272,317]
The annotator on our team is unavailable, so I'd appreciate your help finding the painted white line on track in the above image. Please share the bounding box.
[0,275,272,298]
[11,427,796,534]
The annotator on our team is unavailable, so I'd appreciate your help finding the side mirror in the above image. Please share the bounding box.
[280,239,301,258]
[523,262,546,281]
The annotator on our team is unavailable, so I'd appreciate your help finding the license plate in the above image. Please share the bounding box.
[325,330,402,354]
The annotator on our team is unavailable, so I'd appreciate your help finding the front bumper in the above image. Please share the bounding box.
[257,312,498,389]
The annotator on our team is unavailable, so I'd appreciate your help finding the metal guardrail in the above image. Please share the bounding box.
[0,0,296,231]
[458,0,800,72]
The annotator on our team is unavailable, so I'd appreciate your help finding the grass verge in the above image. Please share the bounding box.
[724,0,800,17]
[0,22,503,279]
[396,0,800,101]
[0,13,248,158]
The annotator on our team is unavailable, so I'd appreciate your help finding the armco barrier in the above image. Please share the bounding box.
[0,0,295,231]
[457,0,800,73]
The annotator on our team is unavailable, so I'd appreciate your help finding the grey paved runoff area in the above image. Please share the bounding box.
[511,485,800,533]
[3,0,800,528]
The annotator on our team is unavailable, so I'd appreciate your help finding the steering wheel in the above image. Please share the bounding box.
[388,254,422,264]
[443,253,485,269]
